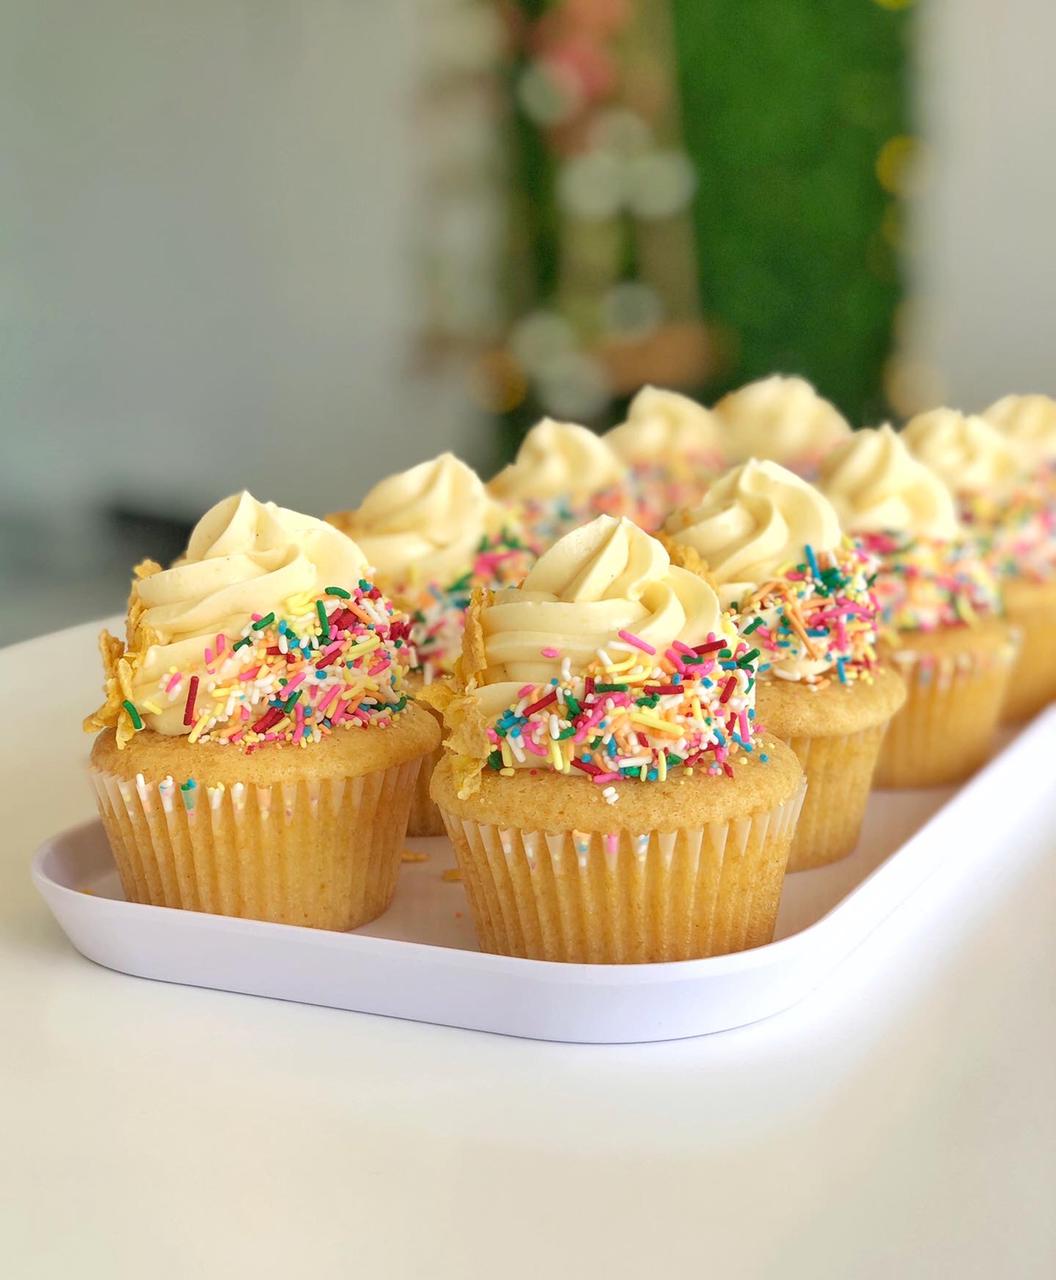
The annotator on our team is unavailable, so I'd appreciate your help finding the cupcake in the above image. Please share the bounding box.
[713,374,852,477]
[327,453,536,834]
[431,514,805,963]
[905,406,1056,721]
[604,385,724,527]
[665,460,905,870]
[84,492,440,929]
[819,427,1016,788]
[487,417,631,546]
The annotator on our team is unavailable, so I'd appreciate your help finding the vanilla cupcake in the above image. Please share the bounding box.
[431,514,805,963]
[328,454,536,834]
[604,386,723,526]
[820,427,1016,787]
[85,492,439,928]
[713,374,852,476]
[488,418,631,546]
[665,460,905,870]
[979,395,1056,719]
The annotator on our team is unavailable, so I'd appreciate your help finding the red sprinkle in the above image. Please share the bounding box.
[694,639,726,655]
[251,707,282,734]
[522,690,558,717]
[571,758,602,776]
[182,675,199,727]
[719,676,737,704]
[643,684,681,695]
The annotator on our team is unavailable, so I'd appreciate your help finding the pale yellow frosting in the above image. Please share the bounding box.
[818,425,961,538]
[131,491,368,732]
[476,515,733,718]
[665,459,843,608]
[336,453,505,588]
[714,375,851,466]
[487,418,626,501]
[604,386,722,467]
[982,393,1056,464]
[903,407,1021,497]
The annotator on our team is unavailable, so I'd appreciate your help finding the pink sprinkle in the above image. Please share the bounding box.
[281,672,305,697]
[238,666,261,682]
[215,633,226,656]
[672,640,695,655]
[165,674,182,694]
[517,684,536,700]
[604,833,619,855]
[251,613,263,622]
[368,658,390,677]
[522,736,548,756]
[617,629,656,655]
[540,646,560,659]
[317,686,340,716]
[594,773,621,786]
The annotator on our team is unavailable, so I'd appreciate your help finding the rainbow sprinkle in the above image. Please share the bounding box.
[483,630,762,795]
[734,539,881,687]
[121,580,412,749]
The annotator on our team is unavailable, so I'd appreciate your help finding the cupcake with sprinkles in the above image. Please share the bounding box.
[328,453,536,834]
[487,417,633,546]
[983,392,1056,485]
[84,491,440,929]
[603,385,724,527]
[665,460,905,870]
[712,374,852,477]
[819,426,1016,788]
[430,514,805,963]
[904,405,1056,721]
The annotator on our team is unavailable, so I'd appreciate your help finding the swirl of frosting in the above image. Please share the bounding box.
[130,491,369,730]
[664,459,842,607]
[475,515,730,715]
[903,408,1022,497]
[818,425,961,539]
[328,453,506,590]
[605,386,722,467]
[713,375,851,467]
[487,418,626,502]
[982,393,1056,465]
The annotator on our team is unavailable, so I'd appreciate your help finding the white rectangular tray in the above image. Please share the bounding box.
[32,708,1055,1042]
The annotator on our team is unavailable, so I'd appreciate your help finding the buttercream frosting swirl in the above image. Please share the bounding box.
[664,459,842,608]
[605,386,722,468]
[713,375,851,468]
[982,393,1056,465]
[488,418,626,502]
[476,515,730,716]
[903,408,1021,497]
[818,425,961,539]
[327,453,506,590]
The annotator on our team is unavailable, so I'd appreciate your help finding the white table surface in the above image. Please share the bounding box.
[2,620,1054,1279]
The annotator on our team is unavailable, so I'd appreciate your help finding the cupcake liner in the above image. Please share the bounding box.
[784,724,889,871]
[1002,583,1056,723]
[436,783,806,964]
[406,745,446,837]
[90,757,422,930]
[874,642,1016,789]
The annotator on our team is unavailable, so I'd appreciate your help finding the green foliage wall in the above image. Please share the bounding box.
[671,0,911,424]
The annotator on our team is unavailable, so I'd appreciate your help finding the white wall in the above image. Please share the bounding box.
[912,0,1056,408]
[0,0,482,527]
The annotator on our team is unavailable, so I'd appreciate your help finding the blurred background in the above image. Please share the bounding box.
[2,0,1054,643]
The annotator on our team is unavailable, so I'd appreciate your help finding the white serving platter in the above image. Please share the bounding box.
[32,708,1055,1043]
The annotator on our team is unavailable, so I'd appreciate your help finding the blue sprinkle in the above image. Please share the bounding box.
[760,753,769,763]
[805,544,821,578]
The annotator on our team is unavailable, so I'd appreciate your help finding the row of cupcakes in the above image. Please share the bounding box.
[82,384,1055,965]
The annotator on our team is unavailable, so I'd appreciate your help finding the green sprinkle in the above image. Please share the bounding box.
[251,612,275,631]
[595,682,629,692]
[325,586,351,598]
[358,578,372,591]
[121,700,143,730]
[556,727,577,739]
[563,695,582,717]
[283,691,301,713]
[180,778,196,792]
[233,635,253,651]
[316,600,329,640]
[736,648,760,668]
[487,749,504,771]
[743,616,764,635]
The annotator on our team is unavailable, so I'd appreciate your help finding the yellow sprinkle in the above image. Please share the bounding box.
[141,701,163,715]
[344,635,381,658]
[499,767,516,777]
[500,741,513,768]
[657,751,668,782]
[401,850,430,864]
[187,713,211,744]
[630,711,683,738]
[441,868,462,883]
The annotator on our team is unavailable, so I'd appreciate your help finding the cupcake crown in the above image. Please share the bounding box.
[903,407,1022,498]
[487,418,626,503]
[982,393,1056,465]
[326,453,509,591]
[713,374,851,468]
[445,515,765,799]
[86,492,413,749]
[605,386,722,469]
[665,460,880,685]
